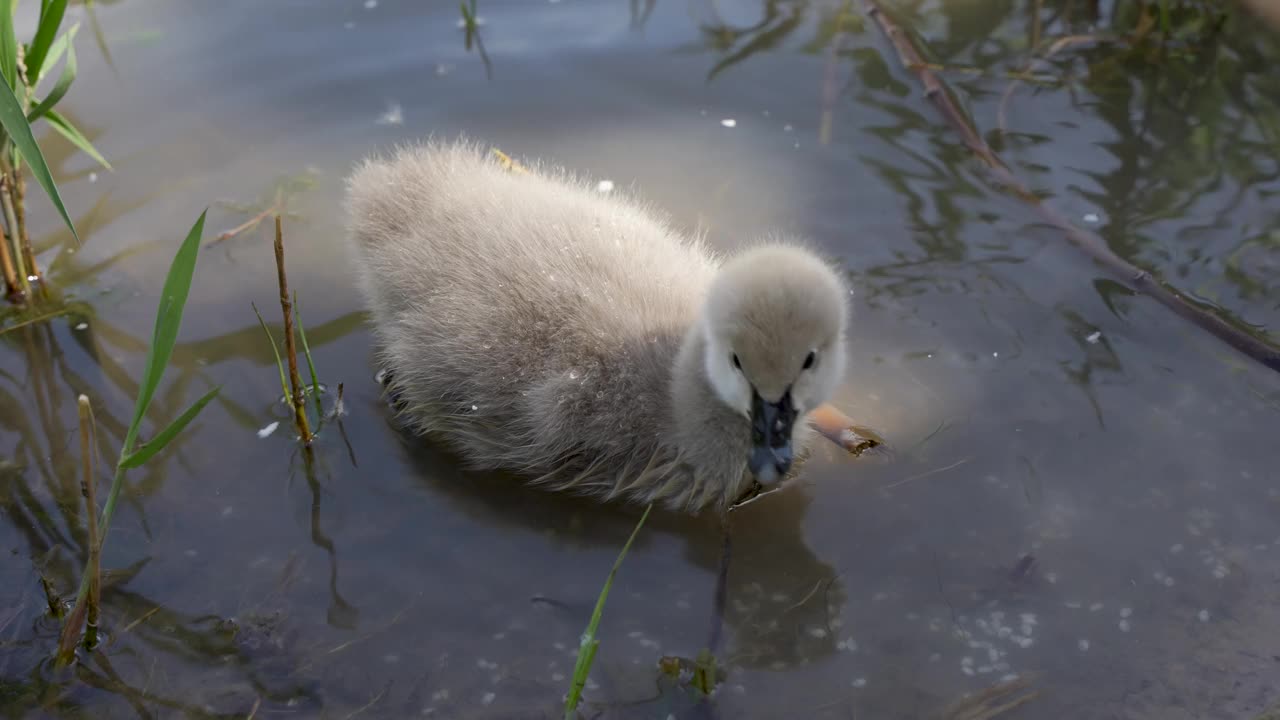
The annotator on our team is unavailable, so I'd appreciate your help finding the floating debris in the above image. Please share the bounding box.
[720,118,737,128]
[363,0,377,7]
[1083,212,1100,223]
[852,677,867,688]
[1118,619,1131,632]
[377,102,403,126]
[74,322,88,331]
[1086,331,1102,344]
[1198,609,1211,622]
[257,421,280,439]
[1078,639,1090,651]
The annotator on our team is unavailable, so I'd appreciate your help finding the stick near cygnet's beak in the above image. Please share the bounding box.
[748,387,796,483]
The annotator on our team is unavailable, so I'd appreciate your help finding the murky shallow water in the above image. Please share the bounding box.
[2,0,1280,718]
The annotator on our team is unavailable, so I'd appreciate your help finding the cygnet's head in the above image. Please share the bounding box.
[701,244,849,485]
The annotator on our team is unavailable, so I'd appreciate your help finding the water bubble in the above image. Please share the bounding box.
[720,118,737,128]
[1078,639,1090,651]
[257,421,280,439]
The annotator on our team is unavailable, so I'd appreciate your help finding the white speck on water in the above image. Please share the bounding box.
[1089,603,1104,612]
[1171,543,1184,554]
[1213,565,1229,579]
[783,124,794,132]
[74,322,88,330]
[1199,609,1211,622]
[1012,636,1034,649]
[471,404,479,411]
[1118,619,1131,632]
[1083,212,1100,223]
[992,351,999,358]
[961,665,975,676]
[363,0,377,7]
[1119,607,1132,618]
[1086,331,1102,344]
[377,102,403,126]
[552,672,565,681]
[88,172,98,183]
[1078,639,1090,651]
[852,677,867,688]
[1164,576,1175,587]
[807,627,827,638]
[481,692,495,705]
[720,118,737,127]
[435,63,452,76]
[257,421,280,439]
[596,180,614,193]
[221,506,233,518]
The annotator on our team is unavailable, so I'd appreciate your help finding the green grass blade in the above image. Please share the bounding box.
[26,0,67,83]
[0,0,17,89]
[0,81,79,242]
[27,25,76,122]
[45,108,111,170]
[37,24,74,86]
[252,302,291,401]
[564,503,652,719]
[293,293,324,419]
[121,210,206,453]
[118,385,220,469]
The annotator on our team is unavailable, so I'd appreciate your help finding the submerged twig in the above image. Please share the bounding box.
[861,0,1280,376]
[273,216,311,443]
[78,395,101,648]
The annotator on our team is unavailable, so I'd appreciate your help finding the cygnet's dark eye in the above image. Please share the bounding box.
[732,353,742,370]
[803,351,817,370]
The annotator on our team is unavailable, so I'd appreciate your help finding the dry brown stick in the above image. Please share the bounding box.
[274,215,312,443]
[862,0,1280,375]
[77,395,101,648]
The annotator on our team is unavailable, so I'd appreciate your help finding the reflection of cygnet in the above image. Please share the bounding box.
[344,139,849,513]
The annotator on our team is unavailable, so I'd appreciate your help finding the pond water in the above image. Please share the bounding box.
[2,0,1280,718]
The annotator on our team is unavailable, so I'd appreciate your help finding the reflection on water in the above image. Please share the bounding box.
[2,0,1280,718]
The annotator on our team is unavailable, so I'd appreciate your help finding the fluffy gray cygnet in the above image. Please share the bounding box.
[343,139,850,513]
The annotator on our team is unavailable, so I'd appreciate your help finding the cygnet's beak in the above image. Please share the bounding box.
[748,387,795,484]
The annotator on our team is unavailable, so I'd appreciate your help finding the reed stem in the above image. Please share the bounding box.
[0,222,18,300]
[274,215,311,443]
[13,166,37,289]
[0,171,29,297]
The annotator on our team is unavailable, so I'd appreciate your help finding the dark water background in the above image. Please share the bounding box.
[2,0,1280,717]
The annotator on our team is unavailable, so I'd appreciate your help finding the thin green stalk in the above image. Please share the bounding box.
[564,503,652,719]
[293,292,324,420]
[77,395,100,647]
[252,301,290,402]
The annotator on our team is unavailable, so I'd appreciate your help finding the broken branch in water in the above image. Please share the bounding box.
[861,0,1280,376]
[273,215,312,444]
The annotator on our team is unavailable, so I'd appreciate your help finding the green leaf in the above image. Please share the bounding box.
[252,301,290,401]
[35,23,76,88]
[294,293,324,418]
[27,25,76,122]
[0,0,18,90]
[27,0,66,83]
[44,108,111,170]
[0,81,79,241]
[119,386,220,469]
[121,210,207,453]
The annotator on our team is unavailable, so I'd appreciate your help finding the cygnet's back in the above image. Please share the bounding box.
[345,140,726,507]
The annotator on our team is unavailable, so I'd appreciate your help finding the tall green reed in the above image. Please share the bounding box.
[564,503,652,719]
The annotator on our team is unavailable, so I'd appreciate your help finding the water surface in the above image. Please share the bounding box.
[2,1,1280,718]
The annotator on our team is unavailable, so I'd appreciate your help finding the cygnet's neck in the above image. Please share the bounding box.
[667,322,752,507]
